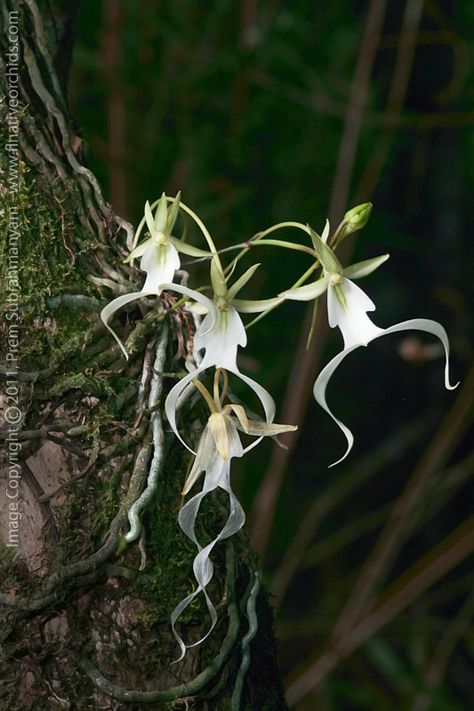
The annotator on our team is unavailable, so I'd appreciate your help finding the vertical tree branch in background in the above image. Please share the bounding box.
[354,0,426,201]
[250,0,390,560]
[101,0,127,215]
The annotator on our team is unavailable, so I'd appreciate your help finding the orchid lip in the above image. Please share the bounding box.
[314,317,458,467]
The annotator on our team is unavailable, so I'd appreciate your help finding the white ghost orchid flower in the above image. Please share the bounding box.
[100,193,211,358]
[282,221,459,466]
[171,372,296,660]
[165,259,284,451]
[126,193,210,292]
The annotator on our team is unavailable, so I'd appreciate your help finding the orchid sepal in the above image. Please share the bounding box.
[227,263,261,300]
[343,253,390,279]
[308,223,342,273]
[124,240,151,262]
[280,276,329,302]
[232,296,285,313]
[170,237,211,258]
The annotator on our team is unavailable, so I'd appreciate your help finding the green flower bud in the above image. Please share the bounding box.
[344,202,372,232]
[333,203,373,247]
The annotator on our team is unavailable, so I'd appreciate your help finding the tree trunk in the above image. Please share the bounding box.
[0,2,287,708]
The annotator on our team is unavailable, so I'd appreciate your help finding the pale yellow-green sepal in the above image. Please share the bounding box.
[280,275,329,302]
[232,295,284,313]
[124,239,152,263]
[226,404,249,433]
[208,412,230,459]
[171,237,211,258]
[343,254,390,280]
[231,418,297,437]
[154,192,169,232]
[227,264,261,300]
[210,257,227,298]
[167,191,181,232]
[144,200,155,235]
[308,225,342,274]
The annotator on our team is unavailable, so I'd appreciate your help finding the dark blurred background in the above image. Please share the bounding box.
[70,1,473,708]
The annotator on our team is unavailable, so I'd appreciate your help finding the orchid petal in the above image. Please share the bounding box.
[280,276,329,302]
[226,366,276,454]
[154,192,168,232]
[210,258,227,297]
[343,254,390,280]
[226,403,249,433]
[208,412,230,459]
[167,191,181,232]
[308,224,342,273]
[182,426,217,495]
[144,200,155,235]
[100,291,157,360]
[321,219,330,244]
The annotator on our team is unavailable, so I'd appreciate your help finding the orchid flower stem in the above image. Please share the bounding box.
[244,238,315,256]
[221,221,312,276]
[169,198,221,265]
[256,221,310,239]
[328,217,345,248]
[306,298,320,350]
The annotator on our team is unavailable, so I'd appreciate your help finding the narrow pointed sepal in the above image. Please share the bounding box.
[308,223,342,273]
[233,295,285,313]
[124,239,152,263]
[227,263,261,300]
[280,276,329,302]
[170,237,211,258]
[343,253,390,280]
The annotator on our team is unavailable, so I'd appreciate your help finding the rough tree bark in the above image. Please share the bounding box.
[0,2,288,709]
